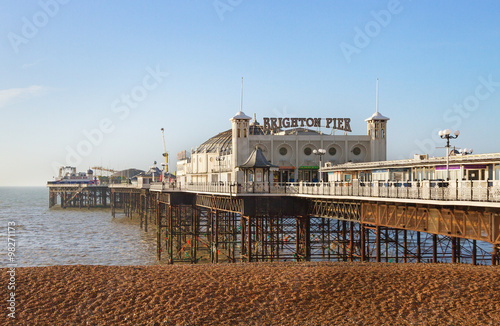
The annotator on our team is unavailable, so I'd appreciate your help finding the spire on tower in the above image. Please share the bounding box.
[365,78,389,121]
[240,76,243,112]
[231,77,251,121]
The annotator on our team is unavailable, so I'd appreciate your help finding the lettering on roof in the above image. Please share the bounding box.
[262,117,352,132]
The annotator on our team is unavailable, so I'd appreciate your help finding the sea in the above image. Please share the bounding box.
[0,187,158,267]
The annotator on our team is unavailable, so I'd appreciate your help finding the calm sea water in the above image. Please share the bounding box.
[0,187,158,267]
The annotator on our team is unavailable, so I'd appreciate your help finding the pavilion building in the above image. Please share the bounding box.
[176,106,389,185]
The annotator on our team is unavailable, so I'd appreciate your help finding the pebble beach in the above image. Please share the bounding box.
[2,262,500,325]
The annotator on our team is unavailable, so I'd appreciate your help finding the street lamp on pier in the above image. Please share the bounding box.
[313,148,326,181]
[216,151,225,186]
[152,161,157,182]
[459,148,473,155]
[438,129,460,180]
[161,163,166,183]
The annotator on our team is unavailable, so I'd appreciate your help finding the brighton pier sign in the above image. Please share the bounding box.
[262,117,352,132]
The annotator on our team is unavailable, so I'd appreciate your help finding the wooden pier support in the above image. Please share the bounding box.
[376,225,381,263]
[105,189,500,266]
[472,240,477,265]
[48,185,110,209]
[155,199,201,264]
[296,216,311,261]
[349,222,354,261]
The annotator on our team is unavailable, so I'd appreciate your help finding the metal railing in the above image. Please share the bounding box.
[112,180,500,203]
[173,180,500,202]
[297,180,498,202]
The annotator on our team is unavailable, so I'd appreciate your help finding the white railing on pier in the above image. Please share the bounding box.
[172,180,500,203]
[150,182,179,191]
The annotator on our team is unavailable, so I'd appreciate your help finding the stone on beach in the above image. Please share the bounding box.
[2,262,500,325]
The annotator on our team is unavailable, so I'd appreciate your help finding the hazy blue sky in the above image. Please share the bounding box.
[1,1,500,186]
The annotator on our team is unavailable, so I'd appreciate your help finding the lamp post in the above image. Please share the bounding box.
[313,148,326,181]
[216,151,225,187]
[439,129,460,180]
[161,163,166,183]
[152,161,157,182]
[459,148,473,155]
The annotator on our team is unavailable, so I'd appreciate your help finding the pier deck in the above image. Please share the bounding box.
[102,181,500,265]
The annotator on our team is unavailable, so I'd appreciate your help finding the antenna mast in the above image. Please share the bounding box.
[240,77,243,111]
[376,78,379,113]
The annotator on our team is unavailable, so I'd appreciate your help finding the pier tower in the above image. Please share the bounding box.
[231,109,251,183]
[366,111,389,161]
[366,79,389,162]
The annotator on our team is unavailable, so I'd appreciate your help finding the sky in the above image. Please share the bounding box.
[1,0,500,186]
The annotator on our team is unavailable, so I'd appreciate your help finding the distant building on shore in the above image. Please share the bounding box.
[112,168,144,179]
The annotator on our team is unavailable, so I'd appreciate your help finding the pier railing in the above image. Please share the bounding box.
[174,180,500,203]
[297,180,500,202]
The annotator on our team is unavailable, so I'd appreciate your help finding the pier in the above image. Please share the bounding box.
[48,183,110,209]
[106,180,500,266]
[46,108,500,266]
